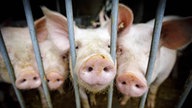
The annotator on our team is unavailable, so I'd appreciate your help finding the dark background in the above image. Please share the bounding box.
[1,0,192,26]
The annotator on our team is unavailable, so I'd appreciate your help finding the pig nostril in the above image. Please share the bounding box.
[103,67,109,72]
[57,79,60,82]
[121,81,126,85]
[87,67,93,72]
[47,79,50,83]
[33,77,37,80]
[135,84,142,88]
[21,79,26,83]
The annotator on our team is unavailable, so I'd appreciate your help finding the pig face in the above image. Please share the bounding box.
[115,4,192,100]
[116,24,152,97]
[38,40,69,90]
[0,27,41,90]
[34,15,70,91]
[74,27,116,93]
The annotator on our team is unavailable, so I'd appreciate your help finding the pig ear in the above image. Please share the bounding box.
[34,17,48,42]
[103,4,133,35]
[41,6,69,54]
[117,4,134,34]
[160,17,192,49]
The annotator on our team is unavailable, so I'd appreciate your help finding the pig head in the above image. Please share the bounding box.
[0,26,41,90]
[34,16,69,91]
[115,4,192,107]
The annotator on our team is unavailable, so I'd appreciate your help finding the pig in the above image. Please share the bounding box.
[0,14,70,107]
[0,26,41,89]
[115,4,192,108]
[0,16,69,91]
[33,15,70,107]
[41,6,116,108]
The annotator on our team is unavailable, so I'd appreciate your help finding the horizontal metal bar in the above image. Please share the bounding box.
[108,0,119,108]
[22,0,52,108]
[139,0,167,108]
[0,30,25,108]
[65,0,81,108]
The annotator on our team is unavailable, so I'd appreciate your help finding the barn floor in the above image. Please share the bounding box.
[0,71,191,108]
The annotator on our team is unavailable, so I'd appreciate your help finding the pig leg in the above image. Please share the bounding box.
[79,87,90,108]
[120,95,130,105]
[90,93,96,106]
[57,86,65,94]
[147,82,159,108]
[147,73,169,108]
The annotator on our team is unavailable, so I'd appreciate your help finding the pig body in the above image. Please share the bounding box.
[115,4,192,108]
[41,7,116,108]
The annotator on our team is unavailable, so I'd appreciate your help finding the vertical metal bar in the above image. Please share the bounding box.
[108,0,119,108]
[139,0,167,108]
[0,31,25,108]
[56,0,61,13]
[22,0,52,108]
[65,0,81,108]
[176,70,192,108]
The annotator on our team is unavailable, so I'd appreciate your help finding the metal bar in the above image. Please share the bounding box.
[108,0,119,108]
[176,70,192,108]
[56,0,61,13]
[22,0,52,108]
[0,30,25,108]
[65,0,81,108]
[139,0,167,108]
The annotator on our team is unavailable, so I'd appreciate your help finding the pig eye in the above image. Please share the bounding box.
[75,41,81,50]
[62,55,66,59]
[117,48,123,55]
[108,45,110,48]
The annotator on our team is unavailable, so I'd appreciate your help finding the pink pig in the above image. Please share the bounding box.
[0,16,69,91]
[35,17,69,91]
[41,7,116,108]
[0,14,70,107]
[115,4,192,108]
[0,26,41,90]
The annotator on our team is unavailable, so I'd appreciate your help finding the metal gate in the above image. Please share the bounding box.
[0,0,191,108]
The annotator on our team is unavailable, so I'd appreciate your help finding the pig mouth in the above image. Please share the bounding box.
[88,83,106,88]
[79,79,108,92]
[87,84,108,93]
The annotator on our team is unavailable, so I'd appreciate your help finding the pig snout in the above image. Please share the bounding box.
[79,54,116,89]
[116,72,148,97]
[15,71,41,89]
[46,72,64,90]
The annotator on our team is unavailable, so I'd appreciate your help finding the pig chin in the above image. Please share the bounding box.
[79,80,109,93]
